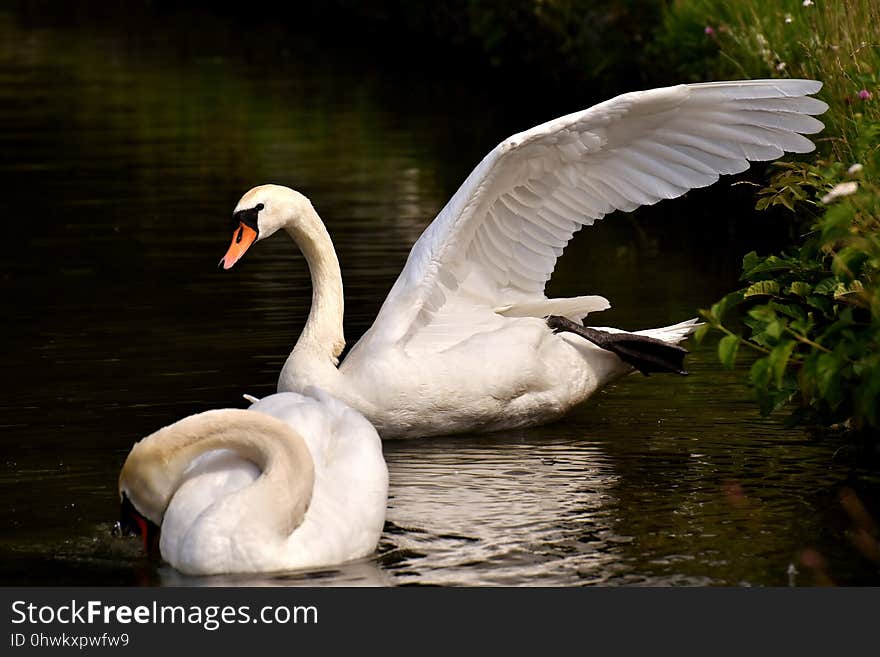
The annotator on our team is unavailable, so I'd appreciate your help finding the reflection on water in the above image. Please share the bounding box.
[383,439,624,586]
[1,6,878,586]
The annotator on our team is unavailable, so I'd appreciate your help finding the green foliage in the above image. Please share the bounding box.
[646,0,728,83]
[667,0,880,434]
[696,129,880,431]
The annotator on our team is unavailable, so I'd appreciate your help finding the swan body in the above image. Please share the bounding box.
[118,389,388,575]
[221,80,828,439]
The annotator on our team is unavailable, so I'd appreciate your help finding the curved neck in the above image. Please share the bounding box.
[119,409,315,538]
[285,201,346,364]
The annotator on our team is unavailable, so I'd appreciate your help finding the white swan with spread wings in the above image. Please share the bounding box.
[219,80,827,439]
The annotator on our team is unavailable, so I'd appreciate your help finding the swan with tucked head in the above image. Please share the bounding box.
[118,390,388,575]
[219,80,828,439]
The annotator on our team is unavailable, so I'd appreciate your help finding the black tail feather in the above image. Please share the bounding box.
[547,315,689,376]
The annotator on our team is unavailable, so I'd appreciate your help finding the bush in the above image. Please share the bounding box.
[656,0,880,434]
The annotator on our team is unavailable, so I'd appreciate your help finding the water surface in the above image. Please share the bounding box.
[1,7,877,586]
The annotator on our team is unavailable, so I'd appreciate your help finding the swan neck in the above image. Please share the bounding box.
[120,410,315,537]
[284,202,345,363]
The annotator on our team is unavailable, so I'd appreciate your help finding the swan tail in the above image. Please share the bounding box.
[548,315,694,376]
[496,295,610,322]
[635,318,703,345]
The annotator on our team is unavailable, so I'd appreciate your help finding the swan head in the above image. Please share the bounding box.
[118,435,176,547]
[118,490,161,556]
[219,184,311,270]
[118,438,170,555]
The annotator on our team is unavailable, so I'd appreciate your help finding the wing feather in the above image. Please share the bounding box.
[359,79,827,349]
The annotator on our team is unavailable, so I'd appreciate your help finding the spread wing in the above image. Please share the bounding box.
[358,79,827,352]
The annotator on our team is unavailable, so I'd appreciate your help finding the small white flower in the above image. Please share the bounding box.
[785,14,793,23]
[803,0,813,7]
[848,163,864,174]
[820,181,859,203]
[776,62,787,71]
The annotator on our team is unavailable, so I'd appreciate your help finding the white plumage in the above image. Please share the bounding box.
[119,389,388,575]
[220,80,827,439]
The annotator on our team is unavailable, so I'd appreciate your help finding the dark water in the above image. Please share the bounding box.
[2,7,878,586]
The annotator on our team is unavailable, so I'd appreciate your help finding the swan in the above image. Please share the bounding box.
[219,80,827,439]
[118,389,388,575]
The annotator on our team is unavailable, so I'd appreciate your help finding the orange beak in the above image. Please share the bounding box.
[219,223,258,270]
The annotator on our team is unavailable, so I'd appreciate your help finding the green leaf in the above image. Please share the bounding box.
[768,340,797,388]
[790,312,815,336]
[769,302,805,321]
[765,319,786,341]
[709,289,745,321]
[815,351,844,404]
[805,294,832,314]
[693,323,710,344]
[747,305,777,323]
[718,334,740,370]
[813,278,841,296]
[749,357,772,392]
[742,255,800,280]
[742,251,760,272]
[744,280,780,298]
[834,279,865,300]
[787,281,812,297]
